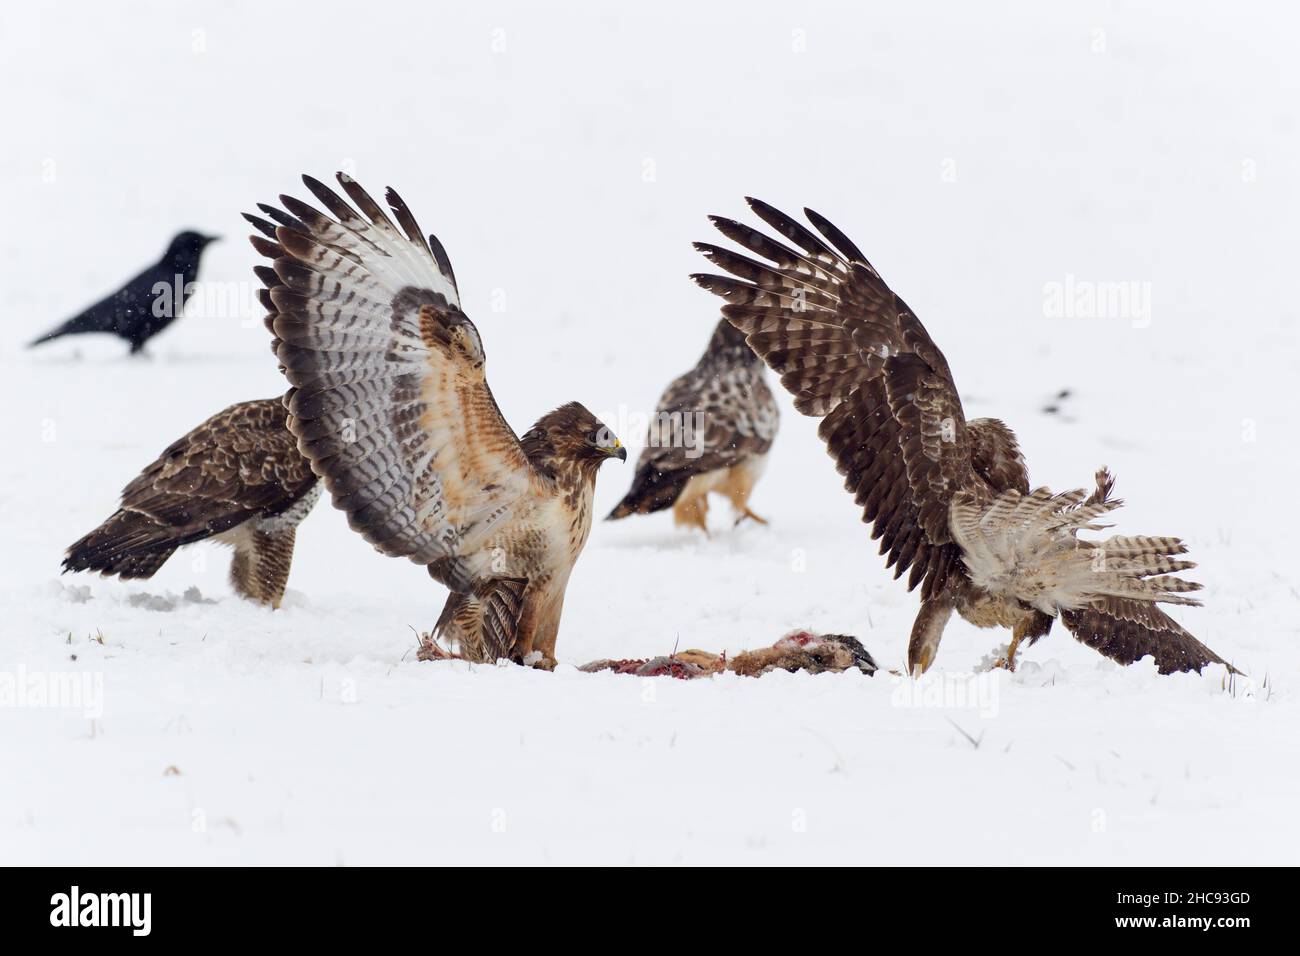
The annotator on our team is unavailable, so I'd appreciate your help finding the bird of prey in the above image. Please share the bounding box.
[693,198,1231,675]
[30,231,219,354]
[245,173,626,667]
[63,397,320,607]
[606,318,778,533]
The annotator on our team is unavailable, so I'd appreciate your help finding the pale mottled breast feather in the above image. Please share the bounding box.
[249,174,538,586]
[639,362,776,475]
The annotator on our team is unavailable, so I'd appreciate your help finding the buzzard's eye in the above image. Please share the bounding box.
[590,427,625,459]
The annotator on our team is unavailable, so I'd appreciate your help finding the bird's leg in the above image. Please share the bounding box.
[519,594,561,670]
[507,594,549,665]
[673,492,710,536]
[725,465,767,526]
[1005,628,1024,671]
[229,527,296,610]
[993,621,1030,672]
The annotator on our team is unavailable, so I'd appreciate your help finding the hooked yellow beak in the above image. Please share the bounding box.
[606,438,627,462]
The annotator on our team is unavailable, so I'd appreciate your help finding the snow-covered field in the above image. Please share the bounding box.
[2,1,1297,865]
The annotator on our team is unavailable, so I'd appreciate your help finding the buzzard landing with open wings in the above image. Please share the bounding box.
[693,198,1232,676]
[246,173,625,667]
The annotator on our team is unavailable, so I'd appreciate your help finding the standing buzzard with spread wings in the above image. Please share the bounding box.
[693,198,1232,675]
[606,318,778,533]
[245,173,625,667]
[63,397,320,607]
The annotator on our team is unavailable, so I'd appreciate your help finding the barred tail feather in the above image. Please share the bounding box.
[950,486,1203,616]
[63,510,186,580]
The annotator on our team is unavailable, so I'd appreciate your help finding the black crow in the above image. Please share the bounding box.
[29,230,219,354]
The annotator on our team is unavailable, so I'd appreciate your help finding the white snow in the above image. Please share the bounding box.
[1,1,1297,865]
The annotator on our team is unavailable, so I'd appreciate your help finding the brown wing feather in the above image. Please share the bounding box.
[693,200,978,597]
[249,173,539,594]
[63,398,316,578]
[1059,598,1234,675]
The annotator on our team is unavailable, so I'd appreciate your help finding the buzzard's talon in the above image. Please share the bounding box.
[520,650,558,671]
[733,508,768,527]
[992,626,1028,672]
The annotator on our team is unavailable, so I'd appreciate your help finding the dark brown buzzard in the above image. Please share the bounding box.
[63,397,319,607]
[692,198,1232,675]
